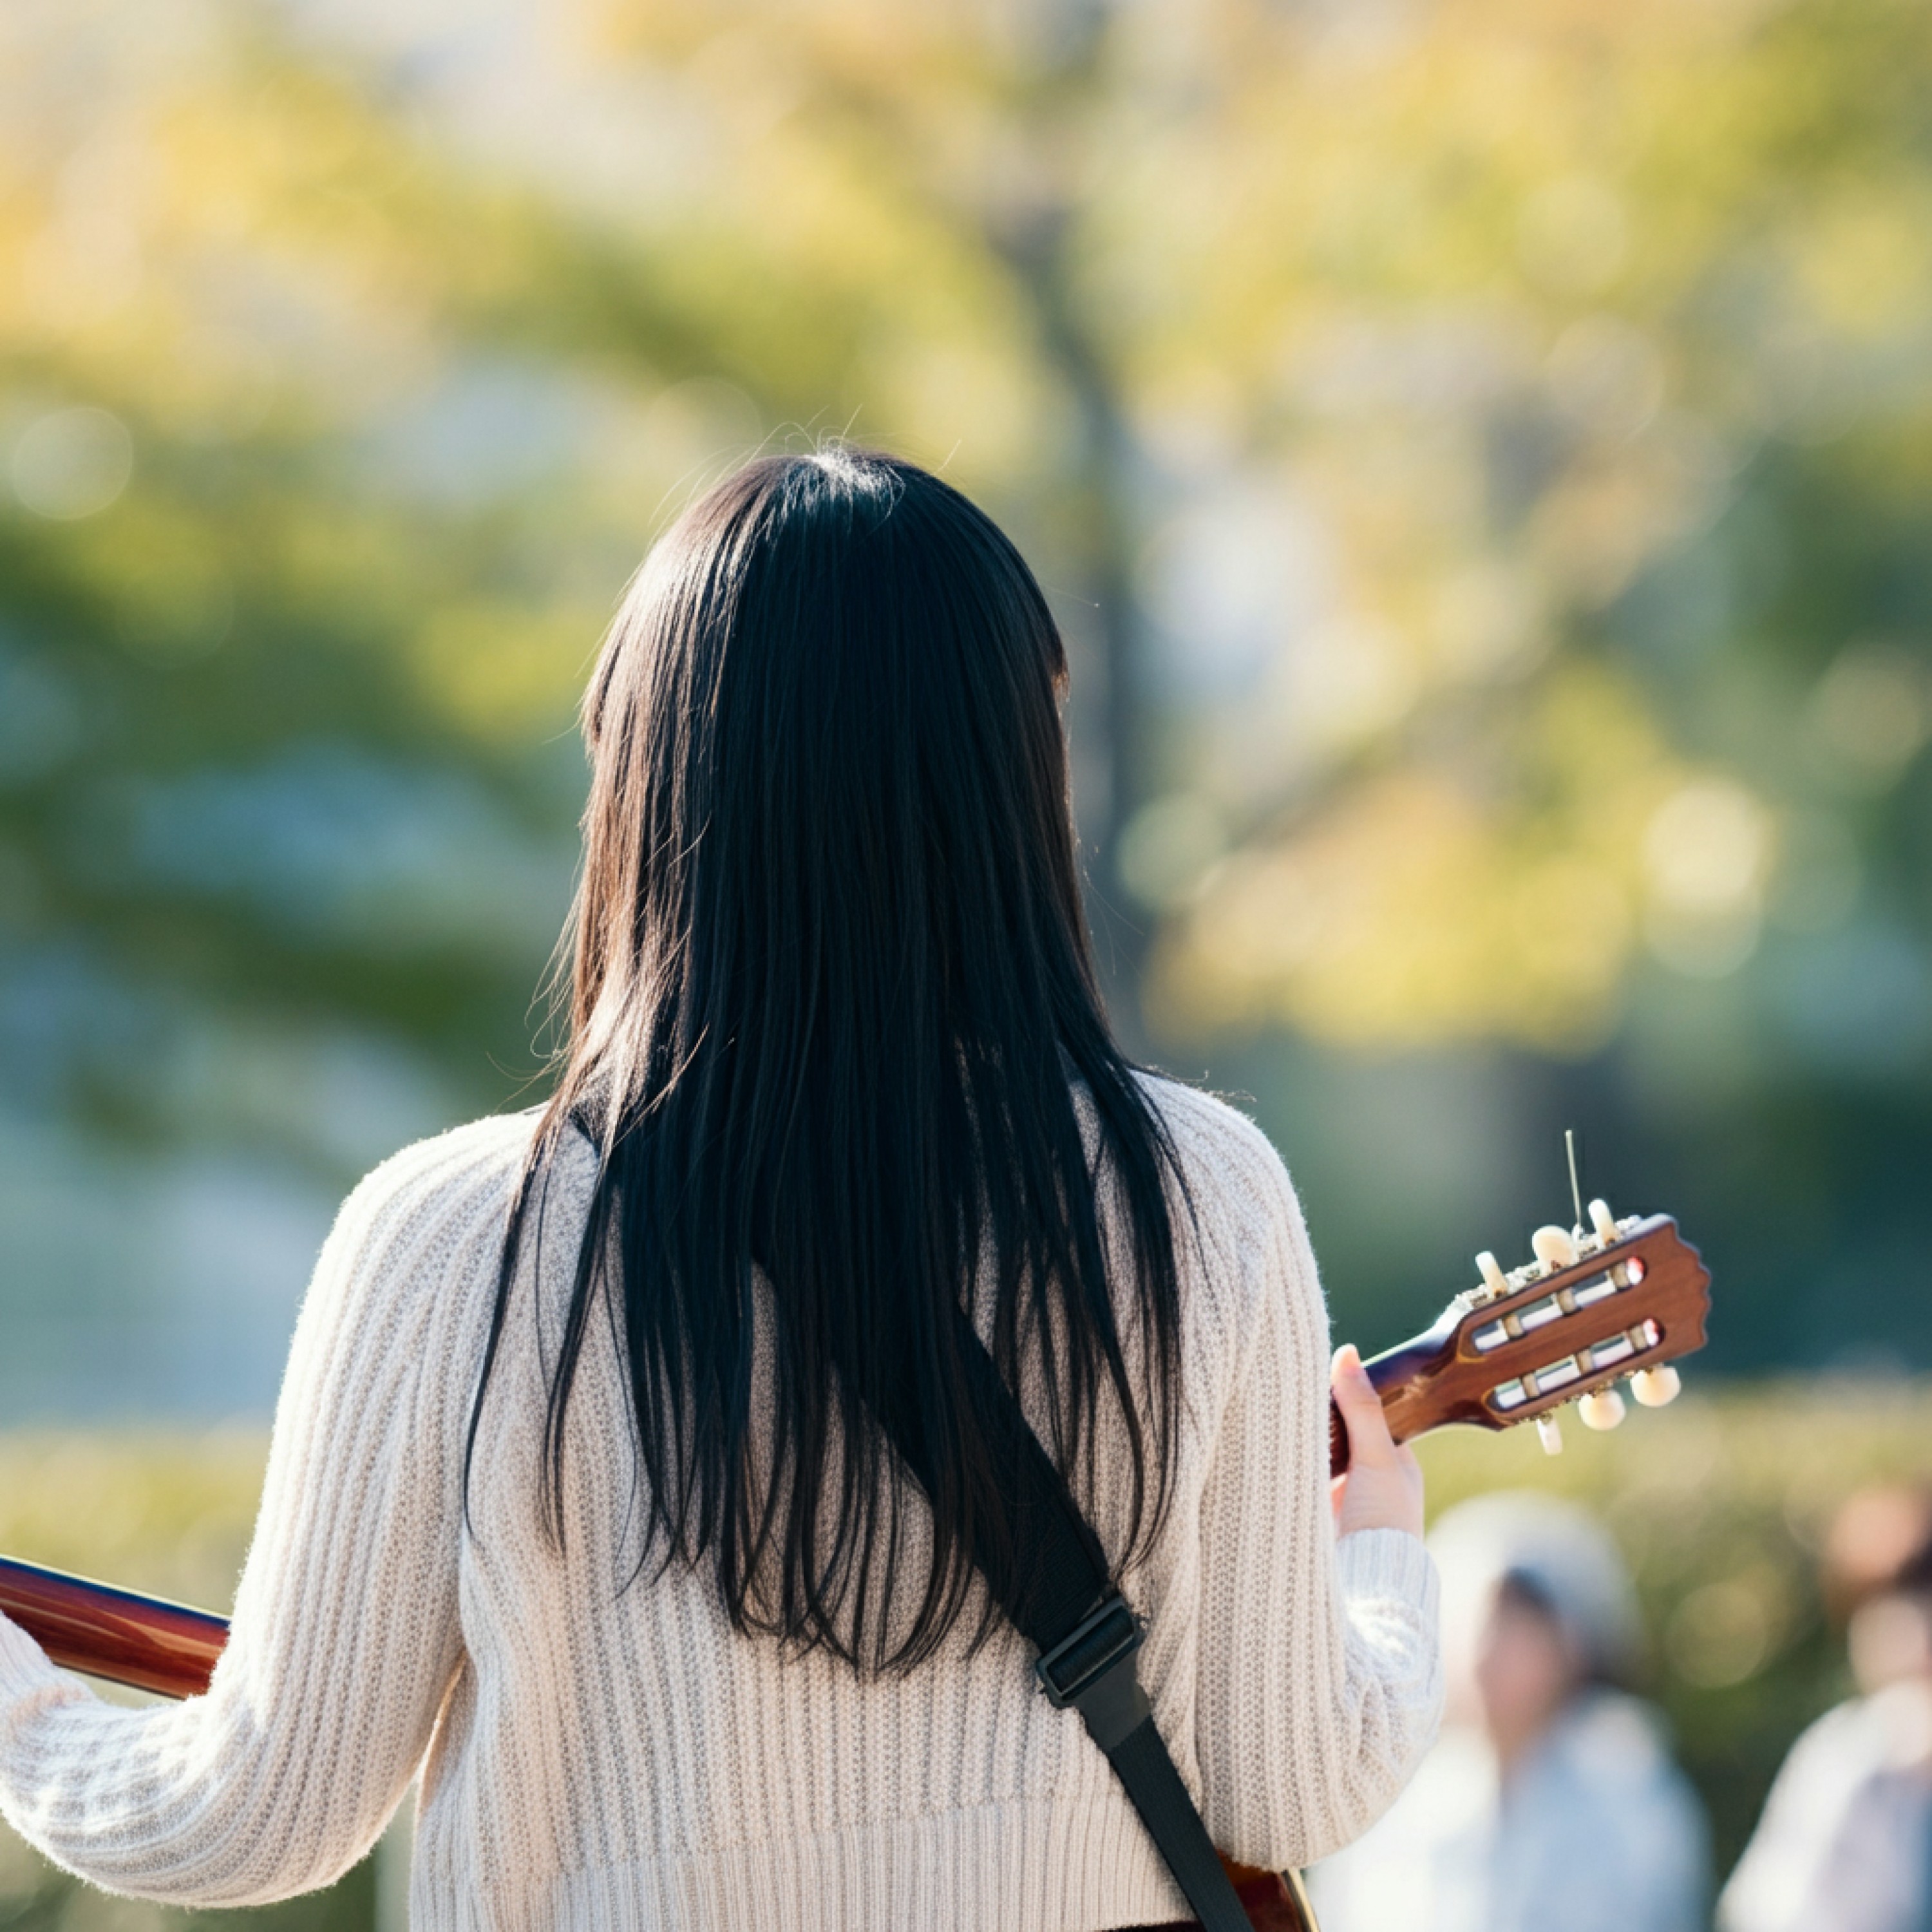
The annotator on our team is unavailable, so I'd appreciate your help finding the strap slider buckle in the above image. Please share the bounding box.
[1034,1594,1144,1709]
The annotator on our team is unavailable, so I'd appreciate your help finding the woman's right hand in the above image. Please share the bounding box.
[1329,1343,1425,1541]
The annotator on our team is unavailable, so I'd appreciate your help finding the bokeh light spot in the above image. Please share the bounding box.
[10,408,135,521]
[1810,643,1929,791]
[1643,779,1770,978]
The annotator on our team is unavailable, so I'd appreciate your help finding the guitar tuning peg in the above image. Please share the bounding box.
[1476,1251,1508,1297]
[1531,1225,1577,1269]
[1631,1365,1681,1407]
[1578,1387,1627,1431]
[1535,1413,1564,1455]
[1589,1198,1618,1244]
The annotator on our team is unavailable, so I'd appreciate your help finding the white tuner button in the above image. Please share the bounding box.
[1531,1225,1577,1269]
[1476,1251,1508,1297]
[1536,1413,1564,1455]
[1589,1198,1618,1244]
[1578,1387,1627,1430]
[1631,1365,1681,1407]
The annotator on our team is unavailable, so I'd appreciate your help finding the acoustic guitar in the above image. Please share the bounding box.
[0,1196,1710,1929]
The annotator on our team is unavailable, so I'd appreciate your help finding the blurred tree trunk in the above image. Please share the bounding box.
[985,10,1155,1048]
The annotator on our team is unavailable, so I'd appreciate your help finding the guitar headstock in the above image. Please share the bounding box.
[1332,1200,1712,1472]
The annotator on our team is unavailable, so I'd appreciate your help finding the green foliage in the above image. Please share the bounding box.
[5,0,1930,1379]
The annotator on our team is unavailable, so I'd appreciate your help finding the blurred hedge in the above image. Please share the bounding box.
[3,1386,1931,1925]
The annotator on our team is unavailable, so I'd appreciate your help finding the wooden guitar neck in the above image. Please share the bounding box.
[0,1556,227,1700]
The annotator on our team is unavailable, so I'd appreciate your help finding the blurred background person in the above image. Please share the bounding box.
[1719,1486,1932,1932]
[1311,1491,1708,1932]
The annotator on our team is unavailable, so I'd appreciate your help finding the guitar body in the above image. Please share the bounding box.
[1126,1860,1319,1932]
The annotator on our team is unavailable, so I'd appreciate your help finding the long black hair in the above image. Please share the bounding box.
[469,448,1190,1672]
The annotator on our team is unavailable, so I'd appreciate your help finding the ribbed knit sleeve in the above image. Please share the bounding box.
[0,1113,531,1906]
[1170,1092,1443,1871]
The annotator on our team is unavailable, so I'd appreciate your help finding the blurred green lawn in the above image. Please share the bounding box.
[3,1387,1930,1927]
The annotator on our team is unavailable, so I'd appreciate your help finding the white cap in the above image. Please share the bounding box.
[1429,1491,1642,1681]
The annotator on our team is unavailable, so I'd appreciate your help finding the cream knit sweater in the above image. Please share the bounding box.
[0,1081,1441,1931]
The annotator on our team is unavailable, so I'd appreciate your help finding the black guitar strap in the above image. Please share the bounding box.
[875,1325,1253,1932]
